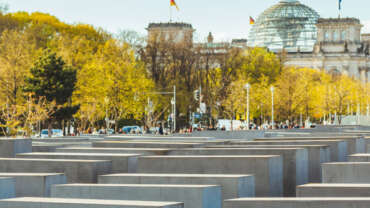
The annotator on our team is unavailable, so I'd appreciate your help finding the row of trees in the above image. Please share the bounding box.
[225,67,369,126]
[0,10,367,136]
[0,11,154,135]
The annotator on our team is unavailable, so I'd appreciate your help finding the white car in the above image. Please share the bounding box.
[40,129,63,138]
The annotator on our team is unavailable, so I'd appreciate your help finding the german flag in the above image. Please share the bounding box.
[250,16,255,25]
[170,0,179,11]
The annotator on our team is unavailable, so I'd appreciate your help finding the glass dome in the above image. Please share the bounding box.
[248,0,320,52]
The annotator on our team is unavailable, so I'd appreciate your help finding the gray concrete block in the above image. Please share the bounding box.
[105,138,229,145]
[32,144,67,152]
[0,158,112,183]
[98,173,255,200]
[32,138,90,143]
[349,154,370,162]
[242,140,347,162]
[0,173,66,197]
[0,139,32,157]
[255,136,365,156]
[224,198,370,208]
[93,141,204,148]
[207,145,329,182]
[297,183,370,197]
[51,184,220,208]
[0,177,15,199]
[17,152,139,173]
[0,197,184,208]
[56,147,169,155]
[105,136,213,141]
[137,155,283,197]
[322,162,370,183]
[167,148,308,196]
[32,142,92,152]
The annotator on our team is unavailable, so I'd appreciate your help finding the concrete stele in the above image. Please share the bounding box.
[0,197,184,208]
[0,158,112,183]
[137,155,283,197]
[16,152,139,173]
[297,183,370,197]
[224,197,370,208]
[322,162,370,183]
[98,173,255,200]
[51,183,221,208]
[167,148,308,196]
[0,173,66,197]
[0,177,15,199]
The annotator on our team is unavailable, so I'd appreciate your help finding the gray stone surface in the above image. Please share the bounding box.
[190,130,265,140]
[349,154,370,162]
[105,136,213,141]
[105,138,229,145]
[0,158,112,183]
[16,152,139,173]
[0,138,32,157]
[207,145,329,182]
[167,148,308,196]
[297,183,370,197]
[322,162,370,183]
[51,184,220,208]
[224,198,370,208]
[137,155,283,197]
[56,147,169,155]
[0,173,66,197]
[255,136,365,156]
[245,140,347,161]
[32,138,91,143]
[32,144,68,152]
[93,141,204,148]
[98,173,255,200]
[0,177,15,199]
[0,197,184,208]
[32,142,92,152]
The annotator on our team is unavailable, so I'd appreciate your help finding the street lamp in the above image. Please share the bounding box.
[104,97,109,134]
[245,83,250,130]
[270,86,275,129]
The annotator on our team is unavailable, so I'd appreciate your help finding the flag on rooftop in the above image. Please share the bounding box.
[170,0,179,11]
[250,16,255,25]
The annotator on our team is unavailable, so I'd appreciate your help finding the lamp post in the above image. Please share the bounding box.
[104,97,109,134]
[270,86,275,129]
[245,83,250,130]
[173,85,176,133]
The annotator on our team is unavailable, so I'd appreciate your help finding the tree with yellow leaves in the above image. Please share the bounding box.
[74,39,154,132]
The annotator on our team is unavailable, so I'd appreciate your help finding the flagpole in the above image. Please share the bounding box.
[338,0,342,18]
[170,4,172,22]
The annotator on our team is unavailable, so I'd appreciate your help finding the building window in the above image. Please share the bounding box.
[324,31,330,41]
[333,31,339,41]
[341,30,347,41]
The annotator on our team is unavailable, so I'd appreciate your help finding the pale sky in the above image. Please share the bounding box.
[4,0,370,42]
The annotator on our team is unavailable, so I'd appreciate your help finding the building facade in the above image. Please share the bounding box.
[285,18,370,82]
[249,0,370,82]
[147,22,194,46]
[146,1,370,81]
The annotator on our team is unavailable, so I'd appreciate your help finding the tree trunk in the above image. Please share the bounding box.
[62,120,65,136]
[67,120,71,136]
[48,120,52,138]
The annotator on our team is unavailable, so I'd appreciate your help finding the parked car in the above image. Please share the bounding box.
[98,129,115,134]
[122,126,142,134]
[40,129,63,138]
